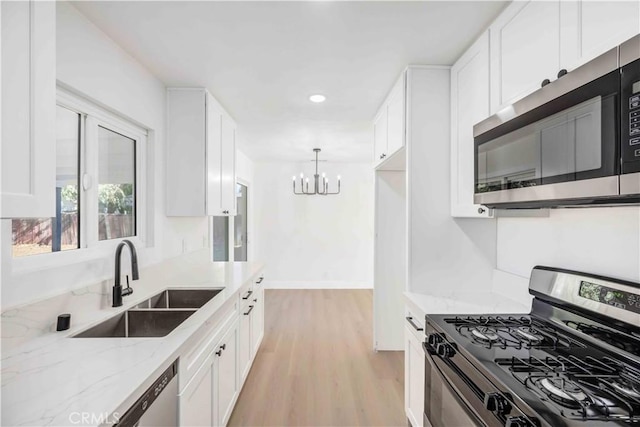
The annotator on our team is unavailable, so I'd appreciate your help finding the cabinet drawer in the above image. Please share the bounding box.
[405,309,425,343]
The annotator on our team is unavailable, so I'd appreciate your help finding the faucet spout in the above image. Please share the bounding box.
[113,239,139,307]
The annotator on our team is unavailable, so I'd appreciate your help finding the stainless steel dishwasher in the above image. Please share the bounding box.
[115,360,178,427]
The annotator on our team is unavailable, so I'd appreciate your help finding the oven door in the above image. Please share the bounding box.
[423,342,484,427]
[473,49,620,208]
[423,333,538,427]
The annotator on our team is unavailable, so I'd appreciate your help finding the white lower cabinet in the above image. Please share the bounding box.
[180,353,214,427]
[215,324,238,427]
[405,315,425,427]
[251,284,265,354]
[180,273,265,427]
[238,303,252,381]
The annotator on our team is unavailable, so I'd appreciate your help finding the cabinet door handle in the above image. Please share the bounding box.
[478,207,486,214]
[222,210,229,214]
[256,276,264,284]
[244,305,255,316]
[406,316,424,332]
[253,298,258,303]
[242,290,253,300]
[220,343,226,351]
[215,349,222,357]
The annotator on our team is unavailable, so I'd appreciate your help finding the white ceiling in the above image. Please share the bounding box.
[72,1,507,163]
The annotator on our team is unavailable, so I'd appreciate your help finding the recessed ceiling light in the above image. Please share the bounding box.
[309,94,326,103]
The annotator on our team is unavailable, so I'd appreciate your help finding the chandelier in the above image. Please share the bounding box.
[292,148,341,195]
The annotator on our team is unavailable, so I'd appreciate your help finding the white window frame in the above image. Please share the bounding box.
[11,87,149,273]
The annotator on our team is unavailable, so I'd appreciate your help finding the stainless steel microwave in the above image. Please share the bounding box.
[473,35,640,209]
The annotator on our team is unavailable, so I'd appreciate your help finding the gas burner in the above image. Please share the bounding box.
[444,316,582,350]
[514,326,544,344]
[611,379,640,399]
[470,327,499,342]
[538,378,589,408]
[496,355,640,422]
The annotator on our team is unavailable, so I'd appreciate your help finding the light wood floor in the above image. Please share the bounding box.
[228,289,405,427]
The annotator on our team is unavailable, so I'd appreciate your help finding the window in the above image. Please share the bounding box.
[11,89,147,258]
[98,126,136,240]
[212,182,249,262]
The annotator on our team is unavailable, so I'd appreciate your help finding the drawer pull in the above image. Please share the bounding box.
[244,305,255,316]
[242,290,253,300]
[256,276,264,284]
[406,316,423,332]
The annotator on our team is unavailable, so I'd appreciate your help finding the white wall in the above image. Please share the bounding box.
[497,207,640,283]
[407,68,497,295]
[0,2,209,308]
[254,161,374,288]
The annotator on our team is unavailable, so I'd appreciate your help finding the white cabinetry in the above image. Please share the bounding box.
[489,0,639,115]
[167,88,237,217]
[250,276,265,354]
[238,274,265,382]
[180,354,214,427]
[238,282,255,382]
[179,314,239,427]
[215,323,238,426]
[561,1,640,72]
[450,31,493,218]
[177,274,266,427]
[1,0,56,218]
[489,1,561,113]
[373,74,406,168]
[404,312,425,427]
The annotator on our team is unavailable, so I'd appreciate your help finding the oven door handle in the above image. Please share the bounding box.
[423,343,485,427]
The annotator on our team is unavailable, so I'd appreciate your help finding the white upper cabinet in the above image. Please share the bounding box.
[166,88,237,217]
[489,0,639,115]
[490,1,561,114]
[1,1,56,218]
[373,73,406,168]
[561,1,640,72]
[450,31,493,218]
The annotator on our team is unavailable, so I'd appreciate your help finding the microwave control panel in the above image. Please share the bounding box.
[622,59,640,173]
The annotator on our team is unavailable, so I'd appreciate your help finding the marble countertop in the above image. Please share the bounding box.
[404,290,532,319]
[1,250,264,427]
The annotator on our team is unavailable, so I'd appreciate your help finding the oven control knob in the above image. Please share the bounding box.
[436,343,454,358]
[505,416,533,427]
[484,393,511,414]
[427,333,442,347]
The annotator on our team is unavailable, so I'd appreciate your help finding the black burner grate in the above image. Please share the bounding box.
[496,355,640,422]
[444,316,584,350]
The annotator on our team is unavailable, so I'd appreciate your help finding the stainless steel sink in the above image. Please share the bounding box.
[73,309,196,338]
[135,288,222,309]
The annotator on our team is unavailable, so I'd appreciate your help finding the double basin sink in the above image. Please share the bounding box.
[73,289,223,338]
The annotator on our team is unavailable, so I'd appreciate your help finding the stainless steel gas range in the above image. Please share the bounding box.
[423,266,640,427]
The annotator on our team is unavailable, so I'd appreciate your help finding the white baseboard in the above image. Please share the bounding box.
[264,280,373,290]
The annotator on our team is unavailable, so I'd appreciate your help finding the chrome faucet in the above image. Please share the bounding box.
[112,239,139,307]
